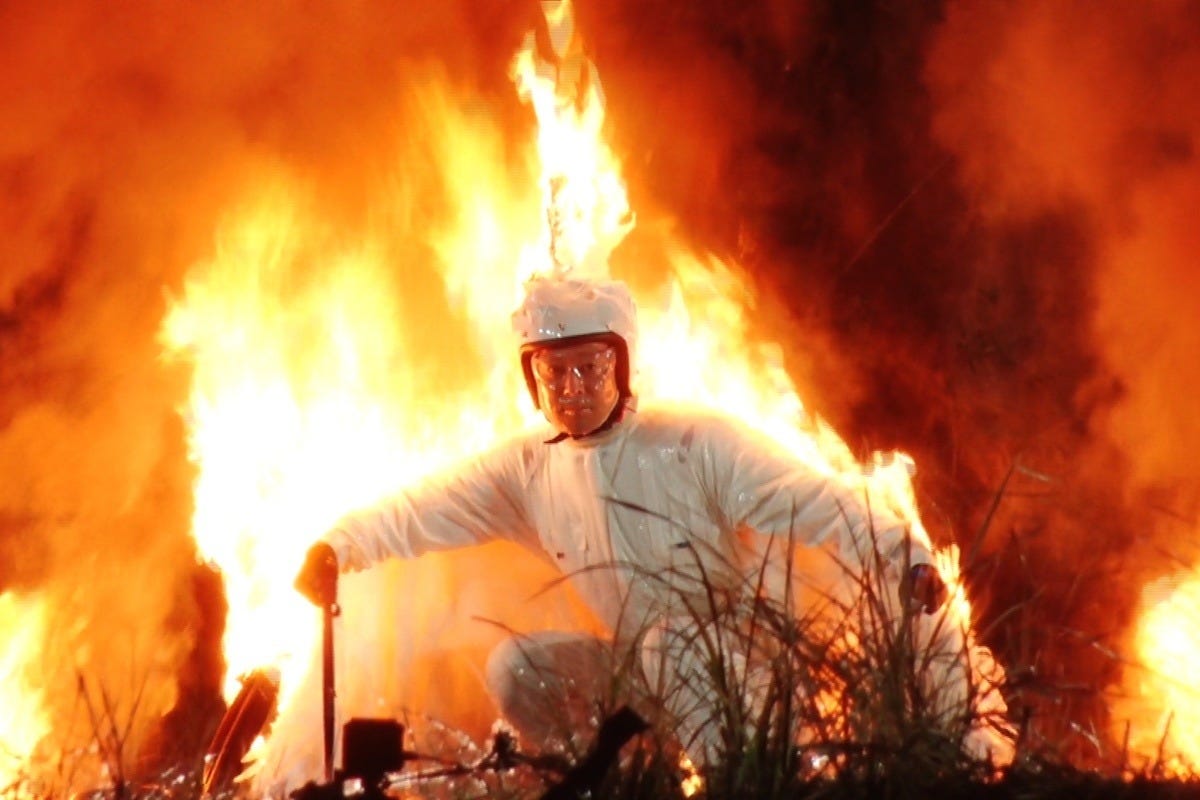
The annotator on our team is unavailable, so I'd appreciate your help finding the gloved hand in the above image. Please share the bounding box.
[903,563,948,615]
[295,541,339,609]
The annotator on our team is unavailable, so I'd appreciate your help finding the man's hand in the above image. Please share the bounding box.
[903,563,948,615]
[295,542,338,608]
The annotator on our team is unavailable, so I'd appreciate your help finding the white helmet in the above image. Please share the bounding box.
[512,275,638,408]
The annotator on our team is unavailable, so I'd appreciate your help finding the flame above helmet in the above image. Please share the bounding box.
[512,275,638,408]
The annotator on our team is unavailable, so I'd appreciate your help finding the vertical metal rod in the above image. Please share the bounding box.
[294,543,340,786]
[322,602,337,783]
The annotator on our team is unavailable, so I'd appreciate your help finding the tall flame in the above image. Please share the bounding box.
[161,170,546,721]
[0,592,50,794]
[1114,565,1200,774]
[162,0,1009,786]
[511,0,632,277]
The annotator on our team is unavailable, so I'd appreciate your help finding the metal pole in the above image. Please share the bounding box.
[322,599,338,783]
[294,543,341,786]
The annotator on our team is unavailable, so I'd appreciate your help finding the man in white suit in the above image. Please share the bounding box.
[297,274,948,763]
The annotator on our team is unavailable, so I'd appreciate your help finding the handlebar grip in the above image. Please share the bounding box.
[295,541,339,608]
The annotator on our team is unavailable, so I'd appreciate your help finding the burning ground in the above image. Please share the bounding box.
[1,0,1199,793]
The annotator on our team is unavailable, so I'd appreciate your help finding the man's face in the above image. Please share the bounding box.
[530,340,621,437]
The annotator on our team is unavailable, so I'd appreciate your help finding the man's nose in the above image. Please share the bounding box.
[561,367,585,395]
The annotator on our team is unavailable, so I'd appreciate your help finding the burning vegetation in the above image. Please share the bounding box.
[1,0,1199,797]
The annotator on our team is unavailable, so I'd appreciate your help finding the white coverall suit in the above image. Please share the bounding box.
[324,405,933,760]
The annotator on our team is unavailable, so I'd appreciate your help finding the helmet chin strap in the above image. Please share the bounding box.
[543,396,633,445]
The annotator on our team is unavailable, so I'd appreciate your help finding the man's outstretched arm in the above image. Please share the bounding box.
[699,415,945,612]
[306,439,539,575]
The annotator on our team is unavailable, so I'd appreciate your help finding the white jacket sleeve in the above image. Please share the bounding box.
[698,415,932,574]
[322,438,538,572]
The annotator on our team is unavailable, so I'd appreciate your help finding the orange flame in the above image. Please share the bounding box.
[1114,567,1200,775]
[160,106,569,786]
[161,0,1010,786]
[511,0,631,277]
[161,170,541,725]
[0,592,50,794]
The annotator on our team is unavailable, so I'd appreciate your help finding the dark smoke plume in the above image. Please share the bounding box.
[584,0,1200,758]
